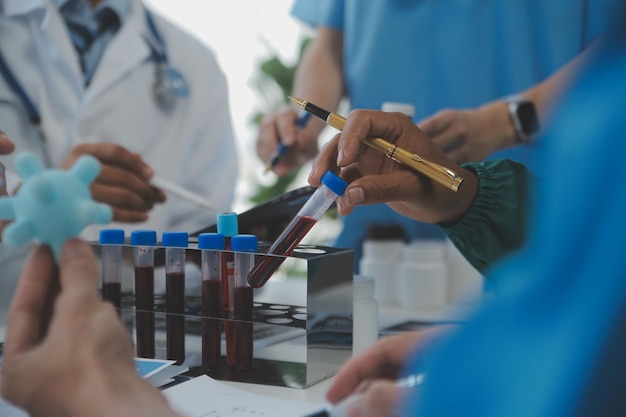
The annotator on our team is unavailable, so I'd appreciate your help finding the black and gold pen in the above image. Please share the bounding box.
[289,97,463,192]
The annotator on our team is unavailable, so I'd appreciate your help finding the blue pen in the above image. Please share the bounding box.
[264,110,312,173]
[303,374,425,417]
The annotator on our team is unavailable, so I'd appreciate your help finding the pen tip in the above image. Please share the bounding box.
[289,96,307,109]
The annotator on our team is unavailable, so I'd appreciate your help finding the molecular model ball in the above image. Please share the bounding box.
[0,152,112,261]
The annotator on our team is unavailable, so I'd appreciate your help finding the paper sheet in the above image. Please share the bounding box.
[163,375,324,417]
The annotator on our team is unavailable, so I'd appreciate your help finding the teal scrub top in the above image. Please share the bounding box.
[291,0,616,268]
[404,35,626,416]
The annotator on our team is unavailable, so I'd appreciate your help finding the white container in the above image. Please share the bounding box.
[352,275,379,356]
[398,240,447,311]
[444,238,484,305]
[359,239,404,305]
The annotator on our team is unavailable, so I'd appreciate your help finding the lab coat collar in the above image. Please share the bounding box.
[83,0,152,104]
[53,0,132,24]
[2,0,47,20]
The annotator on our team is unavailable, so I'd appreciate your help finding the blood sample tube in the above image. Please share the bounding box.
[98,229,125,311]
[247,170,347,288]
[217,212,238,366]
[198,232,225,369]
[162,231,189,365]
[231,234,258,371]
[131,230,157,359]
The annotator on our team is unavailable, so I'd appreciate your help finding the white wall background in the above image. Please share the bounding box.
[145,0,313,213]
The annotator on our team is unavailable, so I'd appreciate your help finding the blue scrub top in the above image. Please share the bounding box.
[402,34,626,416]
[291,0,615,269]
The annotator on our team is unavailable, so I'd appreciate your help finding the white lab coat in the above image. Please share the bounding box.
[0,0,239,323]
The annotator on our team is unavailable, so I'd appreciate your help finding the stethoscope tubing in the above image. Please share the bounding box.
[0,6,187,140]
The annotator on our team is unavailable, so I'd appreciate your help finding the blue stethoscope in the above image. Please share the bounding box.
[0,7,189,165]
[144,8,189,109]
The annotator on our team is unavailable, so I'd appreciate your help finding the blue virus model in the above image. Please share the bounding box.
[0,152,112,261]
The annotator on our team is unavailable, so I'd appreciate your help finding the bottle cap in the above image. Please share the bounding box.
[217,212,239,237]
[98,229,125,244]
[381,102,415,118]
[366,225,406,241]
[162,231,189,248]
[198,232,225,250]
[231,234,258,252]
[354,275,375,298]
[130,230,157,246]
[321,170,348,196]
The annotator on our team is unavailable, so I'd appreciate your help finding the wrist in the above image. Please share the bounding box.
[436,166,479,224]
[479,100,519,150]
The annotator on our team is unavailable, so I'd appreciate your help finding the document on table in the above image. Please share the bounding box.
[163,375,324,417]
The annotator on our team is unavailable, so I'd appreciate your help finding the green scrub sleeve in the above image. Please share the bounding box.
[439,159,533,274]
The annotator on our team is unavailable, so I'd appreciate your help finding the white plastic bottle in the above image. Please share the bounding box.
[358,225,405,306]
[445,238,484,308]
[398,240,448,312]
[352,275,379,356]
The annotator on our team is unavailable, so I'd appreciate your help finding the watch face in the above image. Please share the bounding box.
[517,101,540,136]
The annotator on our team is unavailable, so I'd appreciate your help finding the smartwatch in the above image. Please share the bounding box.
[507,96,540,143]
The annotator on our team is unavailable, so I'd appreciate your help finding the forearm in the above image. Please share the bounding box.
[439,159,533,273]
[292,27,345,134]
[522,38,607,137]
[471,43,601,157]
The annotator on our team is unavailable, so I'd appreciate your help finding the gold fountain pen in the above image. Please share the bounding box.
[289,97,463,192]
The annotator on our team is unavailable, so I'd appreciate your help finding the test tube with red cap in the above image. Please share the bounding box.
[131,230,157,359]
[217,212,238,365]
[247,170,347,288]
[231,234,258,371]
[99,229,125,311]
[198,232,225,369]
[163,231,189,365]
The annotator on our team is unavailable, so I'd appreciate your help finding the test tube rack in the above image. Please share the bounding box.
[91,240,354,389]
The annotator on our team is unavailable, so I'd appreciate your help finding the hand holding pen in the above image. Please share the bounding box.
[306,374,424,417]
[256,104,318,177]
[310,329,451,417]
[306,103,480,226]
[60,143,166,223]
[291,97,462,192]
[264,111,312,173]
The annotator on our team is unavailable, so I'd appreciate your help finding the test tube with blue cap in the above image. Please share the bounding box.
[247,170,348,288]
[231,234,258,371]
[162,231,189,365]
[98,229,125,311]
[217,212,239,366]
[198,232,225,369]
[131,230,157,359]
